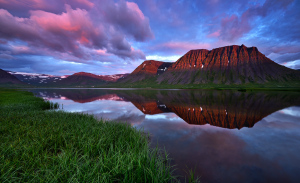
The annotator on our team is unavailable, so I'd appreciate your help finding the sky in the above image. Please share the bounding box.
[0,0,300,76]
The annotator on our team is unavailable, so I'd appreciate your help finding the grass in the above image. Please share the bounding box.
[0,89,175,182]
[185,168,200,183]
[100,80,300,91]
[0,83,32,88]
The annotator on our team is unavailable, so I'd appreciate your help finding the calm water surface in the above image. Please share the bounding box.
[29,89,300,183]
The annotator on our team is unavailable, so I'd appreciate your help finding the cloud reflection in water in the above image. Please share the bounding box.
[30,89,300,183]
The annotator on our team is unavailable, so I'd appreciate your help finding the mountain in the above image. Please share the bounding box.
[3,44,299,88]
[118,60,172,83]
[157,45,300,85]
[0,69,29,87]
[98,74,129,82]
[53,72,107,87]
[115,45,300,87]
[8,71,66,86]
[8,71,129,86]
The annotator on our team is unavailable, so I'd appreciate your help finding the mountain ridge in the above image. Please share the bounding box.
[157,44,300,85]
[0,69,30,87]
[118,60,173,83]
[1,44,300,88]
[53,72,107,87]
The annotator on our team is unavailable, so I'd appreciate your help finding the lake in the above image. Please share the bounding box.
[29,88,300,183]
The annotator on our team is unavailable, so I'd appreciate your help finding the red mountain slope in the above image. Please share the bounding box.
[119,60,172,83]
[55,72,107,86]
[132,60,166,75]
[157,44,300,84]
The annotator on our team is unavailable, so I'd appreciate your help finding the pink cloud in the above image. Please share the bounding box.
[58,70,76,74]
[72,0,94,8]
[95,49,111,56]
[270,46,300,54]
[0,1,151,62]
[0,0,47,9]
[0,53,14,59]
[94,0,154,42]
[126,2,145,20]
[0,0,94,15]
[218,0,294,41]
[163,42,210,50]
[207,30,221,38]
[154,42,211,54]
[219,14,251,41]
[30,5,92,32]
[11,45,31,54]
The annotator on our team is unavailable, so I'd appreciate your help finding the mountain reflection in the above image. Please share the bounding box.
[32,89,300,129]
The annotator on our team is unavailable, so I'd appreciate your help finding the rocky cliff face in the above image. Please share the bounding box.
[157,45,300,84]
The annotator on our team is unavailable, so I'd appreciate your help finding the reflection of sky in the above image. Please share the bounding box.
[145,114,182,122]
[279,107,300,117]
[51,98,146,123]
[48,97,300,183]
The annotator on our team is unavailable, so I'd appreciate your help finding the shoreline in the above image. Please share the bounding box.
[0,89,177,182]
[2,85,300,92]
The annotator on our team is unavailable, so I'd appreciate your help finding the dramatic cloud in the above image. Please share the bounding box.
[0,0,300,74]
[217,0,294,41]
[148,42,211,56]
[0,0,152,64]
[92,0,154,42]
[0,0,94,16]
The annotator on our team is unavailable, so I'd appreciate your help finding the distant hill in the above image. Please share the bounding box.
[98,74,129,82]
[0,69,30,87]
[118,60,172,83]
[8,71,129,86]
[53,72,108,87]
[8,71,66,86]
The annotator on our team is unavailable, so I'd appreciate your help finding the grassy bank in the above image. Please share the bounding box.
[46,77,300,91]
[0,89,174,182]
[98,81,300,91]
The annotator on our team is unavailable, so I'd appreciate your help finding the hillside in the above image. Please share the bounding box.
[8,71,129,86]
[98,74,129,82]
[0,69,30,87]
[8,71,65,86]
[157,45,300,85]
[112,45,300,88]
[53,72,107,87]
[118,60,172,83]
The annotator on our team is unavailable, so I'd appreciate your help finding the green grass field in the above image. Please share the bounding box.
[100,80,300,91]
[0,89,176,182]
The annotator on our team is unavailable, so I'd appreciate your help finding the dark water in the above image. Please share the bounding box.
[29,88,300,183]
